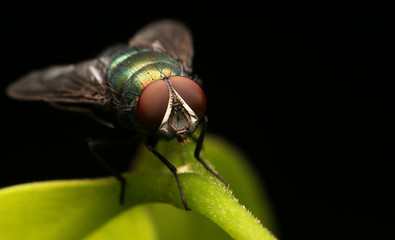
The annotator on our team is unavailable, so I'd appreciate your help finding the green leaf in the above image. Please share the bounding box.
[0,135,277,240]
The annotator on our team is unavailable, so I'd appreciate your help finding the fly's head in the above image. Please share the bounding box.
[137,76,206,142]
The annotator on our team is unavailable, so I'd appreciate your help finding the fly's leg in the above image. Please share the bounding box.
[146,144,191,211]
[194,116,228,187]
[87,138,127,205]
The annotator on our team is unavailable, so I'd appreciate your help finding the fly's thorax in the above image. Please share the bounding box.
[104,47,186,109]
[136,76,206,142]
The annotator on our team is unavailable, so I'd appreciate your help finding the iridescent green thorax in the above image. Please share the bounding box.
[107,48,186,108]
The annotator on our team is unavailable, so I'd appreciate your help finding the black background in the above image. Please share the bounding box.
[1,2,393,240]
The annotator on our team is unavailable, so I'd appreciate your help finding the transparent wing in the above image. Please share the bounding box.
[6,59,108,105]
[129,19,194,72]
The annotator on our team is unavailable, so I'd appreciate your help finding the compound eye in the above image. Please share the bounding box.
[137,80,169,129]
[169,76,206,118]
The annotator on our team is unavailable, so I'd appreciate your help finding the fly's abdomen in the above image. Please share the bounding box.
[107,48,186,107]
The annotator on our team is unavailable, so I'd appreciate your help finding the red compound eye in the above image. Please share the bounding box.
[137,76,206,130]
[169,76,206,118]
[137,80,169,129]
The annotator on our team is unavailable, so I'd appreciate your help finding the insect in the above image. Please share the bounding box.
[6,20,227,210]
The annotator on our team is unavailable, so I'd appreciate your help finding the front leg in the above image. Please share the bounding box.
[194,116,228,186]
[146,144,191,210]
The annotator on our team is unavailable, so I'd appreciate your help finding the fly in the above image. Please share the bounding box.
[6,20,228,210]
